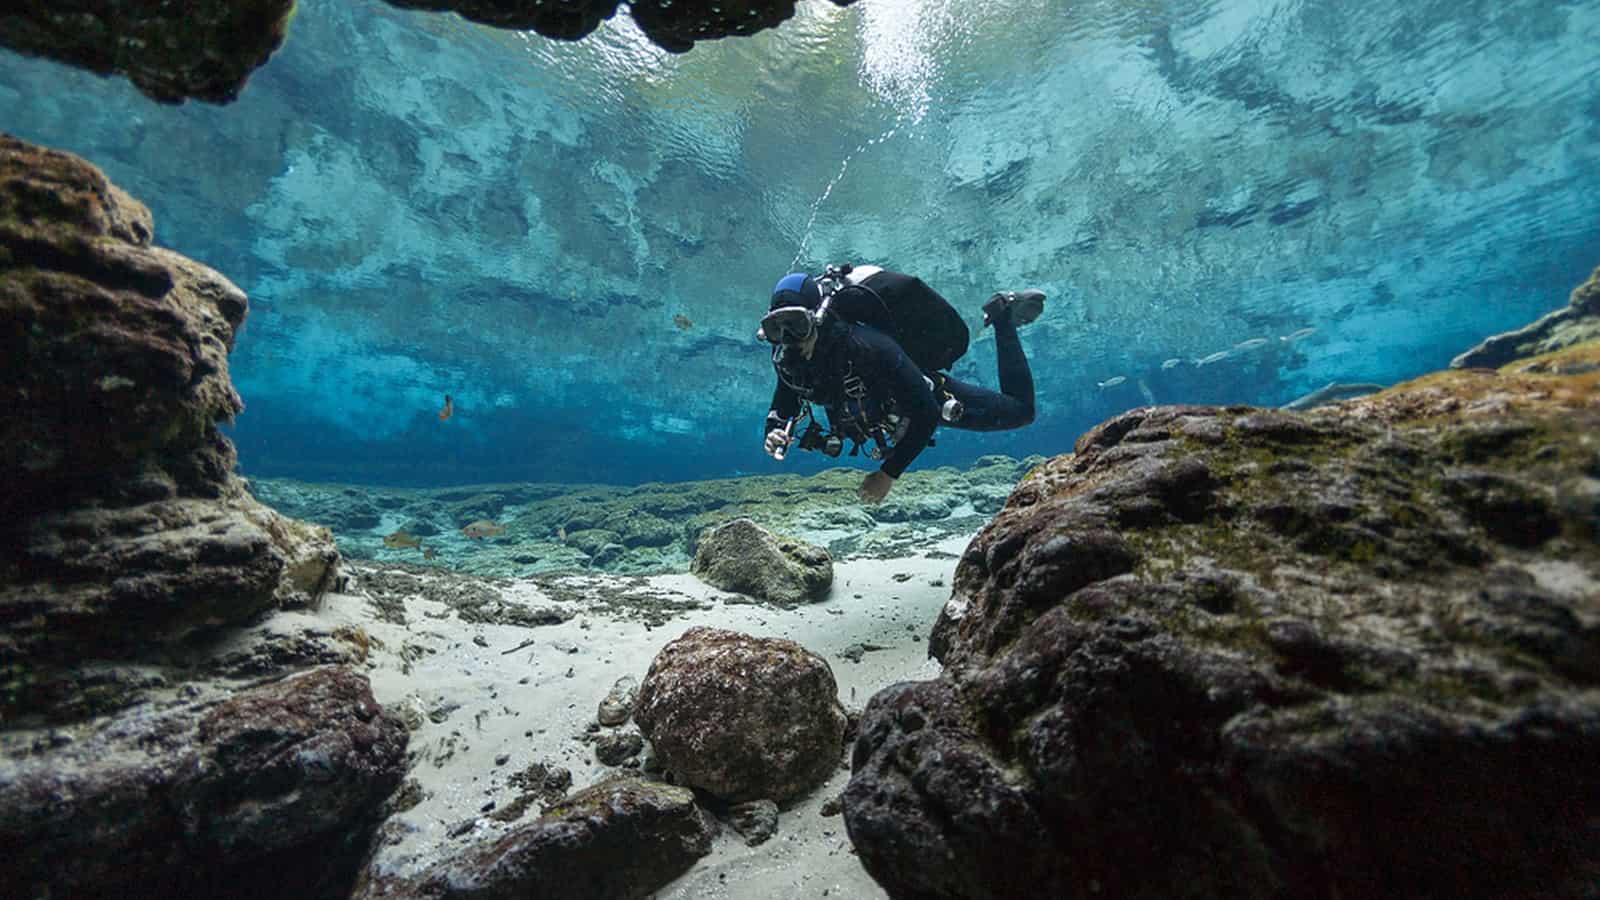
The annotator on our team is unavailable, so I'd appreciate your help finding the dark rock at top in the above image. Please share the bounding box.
[387,0,861,55]
[385,0,621,42]
[0,0,297,104]
[849,336,1600,899]
[625,0,850,54]
[0,0,856,105]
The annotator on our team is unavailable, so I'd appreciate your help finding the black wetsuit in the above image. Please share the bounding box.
[766,270,1035,478]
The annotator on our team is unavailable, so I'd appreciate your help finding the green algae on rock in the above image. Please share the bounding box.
[849,338,1600,900]
[1452,264,1600,369]
[690,517,832,606]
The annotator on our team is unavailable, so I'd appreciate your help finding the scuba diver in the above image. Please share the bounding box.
[759,264,1045,503]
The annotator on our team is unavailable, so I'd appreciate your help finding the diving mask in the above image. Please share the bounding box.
[757,306,817,345]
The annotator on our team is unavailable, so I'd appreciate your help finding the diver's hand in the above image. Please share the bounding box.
[765,429,791,460]
[859,470,895,504]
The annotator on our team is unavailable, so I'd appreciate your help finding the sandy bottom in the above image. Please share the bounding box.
[297,531,975,898]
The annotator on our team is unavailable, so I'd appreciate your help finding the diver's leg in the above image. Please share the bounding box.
[941,371,1032,432]
[990,316,1036,421]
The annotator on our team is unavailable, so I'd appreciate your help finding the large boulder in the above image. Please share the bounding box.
[1452,264,1600,368]
[634,626,847,804]
[690,517,832,605]
[0,134,339,723]
[0,666,409,899]
[847,340,1600,900]
[355,776,714,900]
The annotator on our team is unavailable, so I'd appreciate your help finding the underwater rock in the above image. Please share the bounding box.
[0,1,297,104]
[0,666,408,899]
[593,727,645,766]
[356,775,713,900]
[726,798,780,846]
[598,674,639,726]
[201,621,372,679]
[1453,264,1600,369]
[850,340,1600,900]
[634,626,847,804]
[867,491,959,523]
[0,135,340,721]
[0,0,854,103]
[690,517,832,605]
[385,0,856,54]
[1,134,244,510]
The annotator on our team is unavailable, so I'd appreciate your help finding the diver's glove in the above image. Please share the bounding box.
[765,429,787,459]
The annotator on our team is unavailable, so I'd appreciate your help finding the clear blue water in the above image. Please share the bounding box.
[3,0,1597,487]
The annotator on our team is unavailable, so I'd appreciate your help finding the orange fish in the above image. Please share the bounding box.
[438,394,454,422]
[461,519,505,539]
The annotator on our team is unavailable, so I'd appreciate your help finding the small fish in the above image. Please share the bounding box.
[438,394,454,422]
[1136,378,1155,406]
[1280,327,1317,342]
[383,531,422,550]
[556,526,567,542]
[461,519,506,540]
[1097,376,1127,388]
[1281,381,1385,411]
[1194,351,1230,366]
[1233,338,1270,351]
[1160,358,1183,370]
[423,546,438,560]
[673,313,693,330]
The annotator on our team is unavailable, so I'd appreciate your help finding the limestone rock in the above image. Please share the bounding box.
[852,341,1600,900]
[690,517,832,605]
[726,798,779,846]
[356,776,713,900]
[593,727,645,766]
[598,674,638,726]
[1453,264,1600,368]
[0,135,339,723]
[634,626,847,804]
[867,491,958,523]
[0,666,408,899]
[1,134,245,510]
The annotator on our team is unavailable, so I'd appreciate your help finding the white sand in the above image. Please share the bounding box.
[304,531,975,898]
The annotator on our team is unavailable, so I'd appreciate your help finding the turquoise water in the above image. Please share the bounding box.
[3,0,1597,487]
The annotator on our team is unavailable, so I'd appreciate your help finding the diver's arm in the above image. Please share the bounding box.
[767,381,801,432]
[861,330,939,479]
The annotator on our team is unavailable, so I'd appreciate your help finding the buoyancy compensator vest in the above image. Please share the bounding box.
[809,264,970,373]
